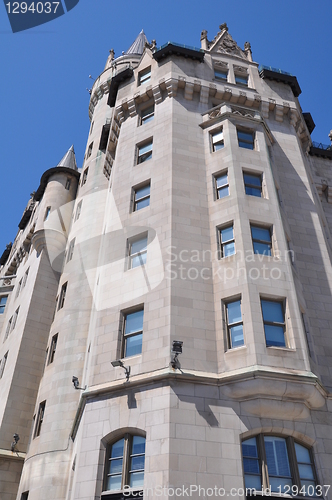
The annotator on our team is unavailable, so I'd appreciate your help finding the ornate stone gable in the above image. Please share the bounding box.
[201,23,251,61]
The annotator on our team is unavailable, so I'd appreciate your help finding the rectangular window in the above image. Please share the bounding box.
[243,172,262,197]
[215,172,229,199]
[219,224,235,257]
[16,279,23,298]
[129,235,148,269]
[237,129,254,150]
[81,167,89,186]
[133,183,150,211]
[0,296,8,314]
[123,309,144,357]
[87,142,93,159]
[75,200,82,221]
[23,268,29,288]
[48,333,58,364]
[5,317,12,340]
[138,67,151,85]
[67,238,75,263]
[12,307,19,330]
[137,140,153,164]
[261,299,286,347]
[52,296,58,322]
[65,178,71,190]
[214,69,227,81]
[140,104,154,125]
[251,225,272,256]
[235,74,248,86]
[34,401,46,438]
[21,492,29,500]
[211,130,224,152]
[225,299,244,348]
[58,282,67,310]
[0,352,8,379]
[44,206,51,221]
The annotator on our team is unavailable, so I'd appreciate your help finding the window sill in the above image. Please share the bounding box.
[226,345,246,353]
[266,346,296,352]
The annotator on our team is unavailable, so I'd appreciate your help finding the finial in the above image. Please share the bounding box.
[109,48,115,61]
[219,23,228,32]
[244,41,253,62]
[150,39,157,50]
[201,29,207,40]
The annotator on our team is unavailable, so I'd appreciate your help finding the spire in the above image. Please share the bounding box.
[56,145,77,171]
[125,29,148,55]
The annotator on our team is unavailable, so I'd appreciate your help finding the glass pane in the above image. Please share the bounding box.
[264,437,290,478]
[270,477,292,493]
[236,76,248,85]
[216,174,228,188]
[0,297,7,305]
[131,252,147,268]
[132,436,146,455]
[301,480,317,490]
[139,142,152,155]
[298,464,315,480]
[242,438,258,458]
[239,141,254,150]
[131,455,145,471]
[217,186,229,199]
[244,474,262,490]
[142,106,154,118]
[244,174,261,187]
[261,301,284,323]
[125,333,143,357]
[136,198,150,210]
[136,185,150,199]
[245,186,262,197]
[221,226,233,243]
[107,474,122,491]
[223,242,235,257]
[212,131,223,144]
[265,325,286,347]
[109,458,123,474]
[251,227,271,242]
[214,143,224,151]
[253,242,272,256]
[243,458,260,474]
[129,471,144,488]
[125,311,144,334]
[111,438,124,458]
[227,300,242,324]
[131,238,147,255]
[230,325,244,347]
[238,131,253,142]
[215,71,227,80]
[295,443,311,464]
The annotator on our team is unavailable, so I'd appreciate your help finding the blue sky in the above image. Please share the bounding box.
[0,0,331,253]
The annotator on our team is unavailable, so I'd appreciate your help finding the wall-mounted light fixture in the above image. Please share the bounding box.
[111,359,130,381]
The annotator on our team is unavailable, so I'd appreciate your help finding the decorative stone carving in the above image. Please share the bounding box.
[233,65,247,74]
[213,60,228,69]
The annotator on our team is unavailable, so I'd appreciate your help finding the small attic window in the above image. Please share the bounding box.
[234,66,248,87]
[138,67,151,86]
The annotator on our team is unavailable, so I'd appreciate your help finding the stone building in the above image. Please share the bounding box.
[0,23,331,500]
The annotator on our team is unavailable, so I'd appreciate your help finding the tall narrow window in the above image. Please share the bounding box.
[261,299,286,347]
[140,105,154,125]
[65,178,71,190]
[129,235,148,269]
[264,436,292,491]
[211,130,224,151]
[34,401,46,438]
[81,167,89,186]
[251,225,272,256]
[123,309,144,357]
[219,224,235,257]
[87,142,93,159]
[44,207,51,221]
[137,140,153,164]
[75,200,82,221]
[105,434,146,492]
[215,172,229,199]
[12,307,19,330]
[237,129,254,150]
[23,268,29,288]
[67,238,75,262]
[138,67,151,85]
[133,183,150,211]
[21,492,29,500]
[58,282,67,310]
[243,172,262,197]
[16,279,23,298]
[0,352,8,379]
[5,317,12,340]
[0,296,8,314]
[48,333,58,364]
[225,299,244,348]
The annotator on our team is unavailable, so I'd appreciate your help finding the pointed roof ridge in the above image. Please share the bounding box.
[206,23,248,61]
[125,29,148,55]
[56,145,77,171]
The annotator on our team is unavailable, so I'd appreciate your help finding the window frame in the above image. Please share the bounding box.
[104,433,146,494]
[225,298,244,349]
[243,172,263,197]
[138,67,151,86]
[44,206,51,221]
[0,295,8,314]
[237,129,255,150]
[218,223,235,258]
[121,307,144,359]
[251,224,273,256]
[34,400,46,438]
[75,200,82,222]
[128,234,148,269]
[261,298,287,348]
[65,178,71,190]
[214,171,229,200]
[210,129,224,152]
[67,238,75,263]
[137,139,153,164]
[0,351,8,379]
[58,282,68,310]
[235,73,248,87]
[81,167,89,186]
[242,434,320,496]
[214,68,228,81]
[87,142,93,159]
[48,333,58,365]
[140,104,154,125]
[133,182,151,212]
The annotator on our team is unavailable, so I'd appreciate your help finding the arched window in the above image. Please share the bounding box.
[242,434,319,496]
[104,434,145,494]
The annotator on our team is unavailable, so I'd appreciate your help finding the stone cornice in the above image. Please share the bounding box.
[0,448,26,461]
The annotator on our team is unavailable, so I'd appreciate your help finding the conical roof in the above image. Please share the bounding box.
[57,145,77,171]
[125,29,148,55]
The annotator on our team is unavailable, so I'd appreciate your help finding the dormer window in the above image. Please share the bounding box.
[234,66,248,86]
[138,67,151,86]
